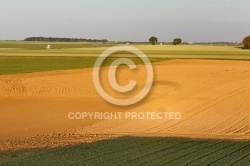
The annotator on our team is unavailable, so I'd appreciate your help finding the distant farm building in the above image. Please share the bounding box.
[46,45,51,49]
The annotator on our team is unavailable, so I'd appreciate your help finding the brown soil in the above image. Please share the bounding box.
[0,59,250,150]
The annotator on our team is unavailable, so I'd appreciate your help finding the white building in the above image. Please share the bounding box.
[46,45,51,49]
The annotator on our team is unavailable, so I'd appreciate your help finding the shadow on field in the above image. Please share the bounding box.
[234,46,249,50]
[0,137,249,166]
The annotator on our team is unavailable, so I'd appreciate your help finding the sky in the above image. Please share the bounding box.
[1,0,250,42]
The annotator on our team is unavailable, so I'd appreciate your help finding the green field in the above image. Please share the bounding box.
[1,42,250,58]
[0,42,250,75]
[0,56,167,75]
[0,56,96,75]
[0,137,249,166]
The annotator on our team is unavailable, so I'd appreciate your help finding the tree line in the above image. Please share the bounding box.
[24,37,108,42]
[149,36,250,49]
[24,36,250,49]
[149,36,181,45]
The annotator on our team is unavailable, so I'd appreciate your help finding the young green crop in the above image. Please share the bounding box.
[0,137,249,165]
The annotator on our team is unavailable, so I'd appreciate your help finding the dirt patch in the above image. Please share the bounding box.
[0,59,250,150]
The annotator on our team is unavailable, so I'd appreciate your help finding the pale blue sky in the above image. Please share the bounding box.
[1,0,249,42]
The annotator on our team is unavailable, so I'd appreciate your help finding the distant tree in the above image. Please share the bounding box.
[173,38,182,45]
[102,39,108,44]
[243,36,250,49]
[149,36,158,45]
